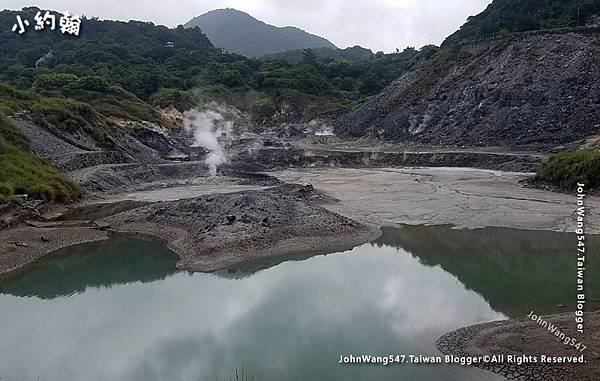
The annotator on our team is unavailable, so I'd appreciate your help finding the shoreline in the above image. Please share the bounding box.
[110,223,382,272]
[0,224,109,275]
[436,312,600,380]
[0,221,380,276]
[1,166,598,276]
[98,184,383,272]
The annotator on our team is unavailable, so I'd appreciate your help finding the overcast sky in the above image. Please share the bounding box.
[4,1,493,52]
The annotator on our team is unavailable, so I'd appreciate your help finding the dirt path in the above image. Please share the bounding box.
[276,167,600,233]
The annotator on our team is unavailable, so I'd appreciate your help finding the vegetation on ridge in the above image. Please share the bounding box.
[535,151,600,190]
[0,84,81,203]
[445,0,600,44]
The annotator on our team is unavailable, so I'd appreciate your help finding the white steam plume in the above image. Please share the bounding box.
[309,119,335,136]
[35,50,53,68]
[183,107,233,176]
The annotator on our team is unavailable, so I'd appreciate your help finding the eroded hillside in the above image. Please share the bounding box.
[335,29,600,149]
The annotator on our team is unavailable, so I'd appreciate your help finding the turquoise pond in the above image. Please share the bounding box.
[0,226,597,381]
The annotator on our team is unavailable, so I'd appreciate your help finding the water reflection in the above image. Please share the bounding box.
[0,235,178,299]
[0,231,505,381]
[376,225,600,317]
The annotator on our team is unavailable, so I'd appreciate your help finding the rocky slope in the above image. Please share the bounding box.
[335,29,600,149]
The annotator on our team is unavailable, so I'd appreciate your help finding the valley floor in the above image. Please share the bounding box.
[3,165,597,274]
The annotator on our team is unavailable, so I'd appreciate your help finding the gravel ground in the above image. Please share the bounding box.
[100,184,381,271]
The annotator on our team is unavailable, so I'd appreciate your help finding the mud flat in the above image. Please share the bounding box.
[0,162,288,275]
[276,167,600,233]
[436,312,600,381]
[100,184,381,271]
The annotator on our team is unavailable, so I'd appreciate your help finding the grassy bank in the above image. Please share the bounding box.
[535,151,600,190]
[0,87,80,204]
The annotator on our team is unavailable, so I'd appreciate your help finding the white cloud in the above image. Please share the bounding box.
[3,0,492,52]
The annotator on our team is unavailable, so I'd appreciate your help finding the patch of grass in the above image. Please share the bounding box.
[29,97,106,143]
[70,87,162,123]
[254,93,274,108]
[194,84,235,104]
[0,85,80,204]
[149,88,195,112]
[0,137,80,203]
[535,151,600,190]
[0,112,30,150]
[385,51,456,106]
[0,82,108,144]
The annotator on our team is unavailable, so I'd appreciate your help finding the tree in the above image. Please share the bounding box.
[219,69,244,87]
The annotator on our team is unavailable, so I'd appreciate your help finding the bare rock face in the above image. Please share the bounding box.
[335,31,600,150]
[101,184,380,271]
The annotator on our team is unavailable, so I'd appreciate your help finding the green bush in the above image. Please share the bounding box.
[33,73,80,92]
[535,151,600,190]
[78,76,111,92]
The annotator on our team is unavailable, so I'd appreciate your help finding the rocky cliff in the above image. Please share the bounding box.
[335,29,600,149]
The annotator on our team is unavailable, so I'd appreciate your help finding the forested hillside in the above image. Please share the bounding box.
[0,7,430,202]
[261,46,375,64]
[1,7,430,104]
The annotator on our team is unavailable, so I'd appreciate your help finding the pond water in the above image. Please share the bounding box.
[0,226,597,381]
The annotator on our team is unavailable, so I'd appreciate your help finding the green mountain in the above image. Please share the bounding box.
[184,8,337,57]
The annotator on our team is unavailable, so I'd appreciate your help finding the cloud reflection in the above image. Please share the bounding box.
[0,239,503,381]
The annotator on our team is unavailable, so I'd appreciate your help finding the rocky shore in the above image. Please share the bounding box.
[436,312,600,381]
[0,183,379,275]
[100,184,381,271]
